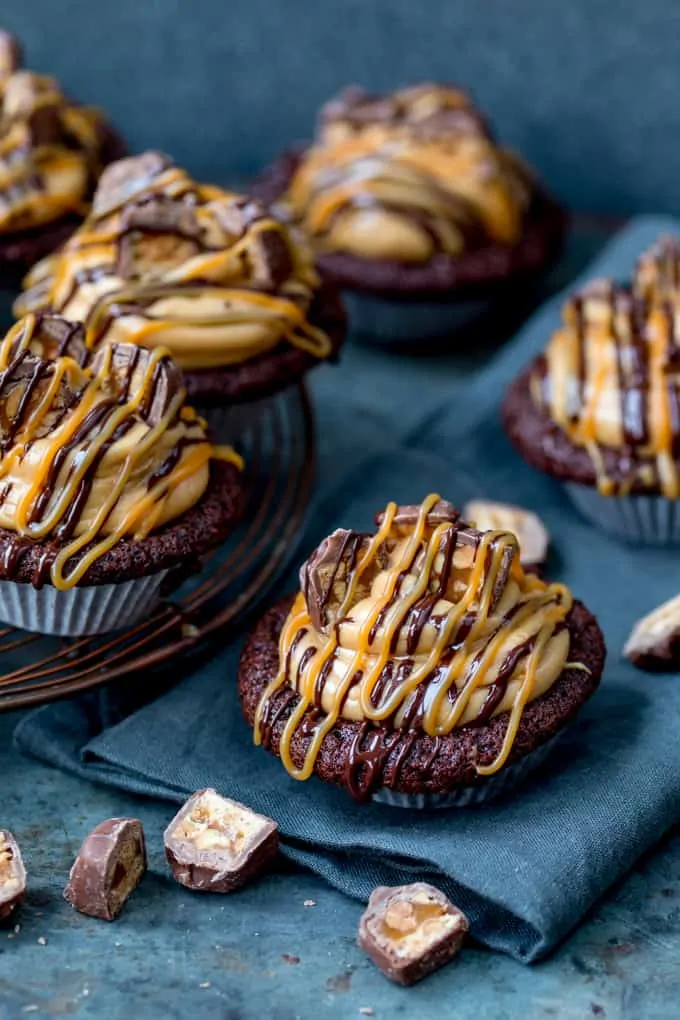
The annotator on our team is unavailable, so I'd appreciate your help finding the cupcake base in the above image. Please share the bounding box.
[565,484,680,545]
[239,595,605,806]
[0,572,168,637]
[371,735,560,809]
[342,288,496,344]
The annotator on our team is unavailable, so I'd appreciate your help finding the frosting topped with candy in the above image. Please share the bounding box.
[531,235,680,497]
[0,313,240,590]
[0,30,111,234]
[255,494,576,782]
[14,152,334,372]
[277,84,533,263]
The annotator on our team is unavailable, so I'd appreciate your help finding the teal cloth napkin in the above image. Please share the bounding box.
[16,216,680,962]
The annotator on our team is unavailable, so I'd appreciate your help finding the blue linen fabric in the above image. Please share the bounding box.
[15,216,680,962]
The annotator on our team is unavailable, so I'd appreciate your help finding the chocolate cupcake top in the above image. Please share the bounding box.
[0,29,115,235]
[14,152,335,373]
[254,493,583,780]
[531,235,680,497]
[0,313,241,590]
[275,84,533,264]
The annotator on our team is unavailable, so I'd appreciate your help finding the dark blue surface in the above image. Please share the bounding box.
[1,223,679,1019]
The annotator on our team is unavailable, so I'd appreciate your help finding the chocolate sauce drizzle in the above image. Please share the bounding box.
[0,313,232,590]
[537,239,680,497]
[254,494,573,798]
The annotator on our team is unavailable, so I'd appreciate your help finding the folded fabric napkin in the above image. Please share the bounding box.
[16,216,680,963]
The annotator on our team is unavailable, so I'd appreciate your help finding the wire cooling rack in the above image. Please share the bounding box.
[0,383,315,712]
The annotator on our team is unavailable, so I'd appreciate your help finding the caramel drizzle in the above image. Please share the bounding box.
[0,72,103,230]
[0,314,240,591]
[254,494,572,792]
[22,168,332,364]
[285,104,528,253]
[537,256,680,497]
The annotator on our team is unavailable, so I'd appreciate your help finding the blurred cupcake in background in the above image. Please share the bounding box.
[253,83,565,344]
[503,235,680,544]
[14,152,345,434]
[0,29,126,270]
[0,312,244,636]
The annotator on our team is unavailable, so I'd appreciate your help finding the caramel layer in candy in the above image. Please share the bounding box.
[164,788,279,893]
[64,818,147,921]
[358,883,468,986]
[0,830,26,922]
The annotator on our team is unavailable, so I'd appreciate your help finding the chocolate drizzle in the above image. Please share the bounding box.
[537,239,680,497]
[254,494,572,795]
[0,312,230,590]
[15,153,333,371]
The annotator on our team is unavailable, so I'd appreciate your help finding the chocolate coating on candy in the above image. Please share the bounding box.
[93,151,173,218]
[358,883,468,986]
[624,593,680,672]
[0,829,26,922]
[64,818,146,921]
[164,788,279,893]
[299,528,372,633]
[375,499,460,528]
[91,342,183,428]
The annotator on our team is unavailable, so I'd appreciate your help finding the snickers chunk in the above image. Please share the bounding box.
[358,883,468,986]
[164,788,278,893]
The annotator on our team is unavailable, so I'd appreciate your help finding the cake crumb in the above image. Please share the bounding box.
[282,953,301,965]
[303,899,316,907]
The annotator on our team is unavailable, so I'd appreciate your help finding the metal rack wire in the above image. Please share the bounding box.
[0,383,315,711]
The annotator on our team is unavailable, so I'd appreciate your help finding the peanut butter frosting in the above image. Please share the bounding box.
[0,313,241,591]
[255,494,579,780]
[276,84,533,263]
[531,235,680,497]
[0,30,112,234]
[14,152,334,373]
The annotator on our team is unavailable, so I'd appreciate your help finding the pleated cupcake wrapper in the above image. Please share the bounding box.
[564,483,680,545]
[371,734,561,810]
[196,395,276,445]
[343,289,494,344]
[0,572,168,637]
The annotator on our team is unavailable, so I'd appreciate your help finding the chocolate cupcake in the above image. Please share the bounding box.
[0,29,126,270]
[253,84,565,344]
[0,312,243,636]
[239,495,605,807]
[14,152,345,433]
[503,235,680,544]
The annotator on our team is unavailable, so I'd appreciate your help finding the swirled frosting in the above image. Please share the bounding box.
[531,235,680,497]
[277,84,533,263]
[255,494,577,784]
[0,313,241,590]
[14,152,333,372]
[0,30,112,234]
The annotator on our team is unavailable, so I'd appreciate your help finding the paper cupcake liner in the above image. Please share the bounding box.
[564,483,680,545]
[371,734,561,809]
[0,571,168,637]
[195,395,276,444]
[343,289,495,344]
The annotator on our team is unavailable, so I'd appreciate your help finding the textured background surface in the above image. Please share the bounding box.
[3,227,680,1019]
[2,0,680,215]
